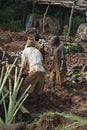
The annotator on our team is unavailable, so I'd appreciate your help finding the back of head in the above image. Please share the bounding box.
[34,29,41,41]
[26,36,35,47]
[50,36,60,46]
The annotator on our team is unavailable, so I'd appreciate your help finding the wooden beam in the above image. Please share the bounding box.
[34,0,87,11]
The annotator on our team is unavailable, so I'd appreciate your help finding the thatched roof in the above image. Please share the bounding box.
[33,0,87,11]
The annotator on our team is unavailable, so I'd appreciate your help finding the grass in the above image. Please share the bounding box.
[33,111,87,130]
[55,111,87,130]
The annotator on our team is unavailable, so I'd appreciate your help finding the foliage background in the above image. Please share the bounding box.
[0,0,84,34]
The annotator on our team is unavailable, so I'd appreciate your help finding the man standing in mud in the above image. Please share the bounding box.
[50,36,67,87]
[20,36,46,96]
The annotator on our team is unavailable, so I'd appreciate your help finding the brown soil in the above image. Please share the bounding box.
[0,29,87,130]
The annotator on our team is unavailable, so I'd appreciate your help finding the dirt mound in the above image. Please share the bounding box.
[2,35,87,119]
[4,41,25,52]
[23,82,87,118]
[0,29,87,129]
[0,122,25,130]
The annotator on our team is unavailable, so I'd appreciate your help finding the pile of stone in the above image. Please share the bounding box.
[75,23,87,42]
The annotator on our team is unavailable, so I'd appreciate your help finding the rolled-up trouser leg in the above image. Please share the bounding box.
[56,71,67,86]
[50,71,56,88]
[56,71,62,86]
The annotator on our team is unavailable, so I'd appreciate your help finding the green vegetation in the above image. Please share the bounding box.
[64,42,83,54]
[0,1,84,34]
[62,25,72,42]
[0,0,33,31]
[0,60,30,124]
[33,111,87,130]
[72,15,84,35]
[62,25,84,54]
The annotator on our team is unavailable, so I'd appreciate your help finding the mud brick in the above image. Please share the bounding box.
[0,122,26,130]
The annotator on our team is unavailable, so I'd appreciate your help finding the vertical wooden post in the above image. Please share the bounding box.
[67,0,77,36]
[42,4,50,33]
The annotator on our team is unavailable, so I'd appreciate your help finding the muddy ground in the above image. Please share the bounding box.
[0,29,87,130]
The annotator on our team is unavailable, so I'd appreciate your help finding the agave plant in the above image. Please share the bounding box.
[0,59,30,124]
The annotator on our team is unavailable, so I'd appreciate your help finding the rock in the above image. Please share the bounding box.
[75,23,87,42]
[26,14,62,34]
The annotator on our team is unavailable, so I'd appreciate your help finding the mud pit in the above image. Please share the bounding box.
[0,30,87,130]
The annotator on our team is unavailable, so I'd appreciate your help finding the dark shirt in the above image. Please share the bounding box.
[52,43,67,73]
[34,33,41,41]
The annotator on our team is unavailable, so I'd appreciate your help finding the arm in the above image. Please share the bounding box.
[60,45,66,69]
[21,51,27,69]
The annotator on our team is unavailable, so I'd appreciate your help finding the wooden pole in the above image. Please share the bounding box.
[67,0,77,36]
[42,4,50,33]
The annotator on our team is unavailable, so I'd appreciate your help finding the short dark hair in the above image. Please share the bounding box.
[50,36,60,46]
